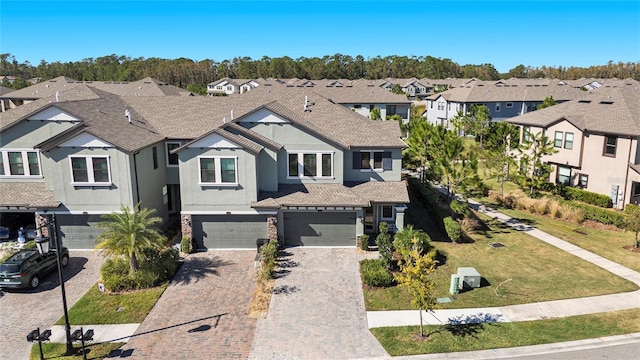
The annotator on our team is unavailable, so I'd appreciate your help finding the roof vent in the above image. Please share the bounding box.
[125,109,131,123]
[55,91,59,102]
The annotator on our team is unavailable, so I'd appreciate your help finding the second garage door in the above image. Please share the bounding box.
[193,215,267,249]
[283,212,356,247]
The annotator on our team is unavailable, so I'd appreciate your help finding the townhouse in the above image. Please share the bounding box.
[206,78,260,96]
[506,85,640,209]
[0,84,408,249]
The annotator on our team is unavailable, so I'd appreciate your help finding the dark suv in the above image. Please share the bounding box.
[0,248,69,289]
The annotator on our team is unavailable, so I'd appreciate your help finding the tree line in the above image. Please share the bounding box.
[1,53,638,91]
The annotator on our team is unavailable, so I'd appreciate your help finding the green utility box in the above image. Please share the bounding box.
[450,274,460,294]
[457,267,481,289]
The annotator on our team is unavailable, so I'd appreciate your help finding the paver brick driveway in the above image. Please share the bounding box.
[0,250,103,360]
[119,251,258,359]
[249,248,387,360]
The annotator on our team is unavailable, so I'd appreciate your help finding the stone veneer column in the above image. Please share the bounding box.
[267,216,278,242]
[35,213,49,237]
[181,214,192,239]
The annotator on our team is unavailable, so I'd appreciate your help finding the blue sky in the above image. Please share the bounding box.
[1,0,638,73]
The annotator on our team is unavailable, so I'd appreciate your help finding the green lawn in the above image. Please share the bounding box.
[31,342,124,360]
[364,211,638,311]
[57,283,168,325]
[371,308,640,356]
[494,207,640,273]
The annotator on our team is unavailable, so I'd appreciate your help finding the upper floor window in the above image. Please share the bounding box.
[198,156,237,185]
[603,136,617,157]
[226,85,233,91]
[554,131,563,148]
[495,103,501,112]
[353,151,392,171]
[437,102,445,110]
[152,146,158,169]
[166,142,181,166]
[215,85,223,90]
[70,156,111,185]
[523,126,531,142]
[506,102,513,108]
[288,152,333,178]
[0,150,41,177]
[564,132,574,150]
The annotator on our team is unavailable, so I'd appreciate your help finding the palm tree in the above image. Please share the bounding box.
[96,204,166,274]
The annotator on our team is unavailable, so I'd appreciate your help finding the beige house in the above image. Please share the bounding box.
[507,85,640,209]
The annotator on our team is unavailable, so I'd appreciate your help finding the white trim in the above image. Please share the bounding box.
[69,155,112,186]
[0,149,43,178]
[165,141,181,167]
[181,210,277,215]
[286,151,334,179]
[60,133,114,148]
[283,206,356,211]
[379,204,395,221]
[359,150,385,171]
[197,156,238,186]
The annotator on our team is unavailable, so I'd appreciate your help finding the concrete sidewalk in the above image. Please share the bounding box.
[367,197,640,328]
[48,323,139,344]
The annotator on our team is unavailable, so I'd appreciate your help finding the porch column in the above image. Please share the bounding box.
[267,216,278,242]
[355,209,364,236]
[35,213,49,237]
[181,214,192,238]
[394,205,406,232]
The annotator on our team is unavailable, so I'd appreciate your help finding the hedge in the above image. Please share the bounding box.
[360,258,395,287]
[563,186,613,208]
[560,200,628,227]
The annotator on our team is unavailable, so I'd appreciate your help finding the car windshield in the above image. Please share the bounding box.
[0,263,21,273]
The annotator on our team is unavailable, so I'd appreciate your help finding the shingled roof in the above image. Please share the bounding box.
[426,79,583,102]
[506,87,640,136]
[0,182,60,209]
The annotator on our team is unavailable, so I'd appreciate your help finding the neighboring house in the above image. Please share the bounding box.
[424,79,584,127]
[380,78,432,100]
[206,78,260,96]
[252,79,412,122]
[0,85,13,113]
[506,86,640,209]
[0,85,408,250]
[0,76,194,112]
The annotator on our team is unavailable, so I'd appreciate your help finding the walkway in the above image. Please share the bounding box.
[367,199,640,328]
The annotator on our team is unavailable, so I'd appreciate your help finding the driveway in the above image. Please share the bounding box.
[249,248,387,359]
[0,250,104,360]
[118,251,258,359]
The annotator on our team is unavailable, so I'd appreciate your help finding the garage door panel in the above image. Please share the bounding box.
[194,215,267,249]
[284,212,355,247]
[57,215,104,249]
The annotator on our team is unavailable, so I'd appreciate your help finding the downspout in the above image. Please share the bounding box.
[622,136,633,209]
[132,150,140,208]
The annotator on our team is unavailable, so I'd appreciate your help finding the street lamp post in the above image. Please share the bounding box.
[35,213,73,355]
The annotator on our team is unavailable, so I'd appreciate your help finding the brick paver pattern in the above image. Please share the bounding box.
[119,251,258,359]
[0,251,104,360]
[249,248,388,360]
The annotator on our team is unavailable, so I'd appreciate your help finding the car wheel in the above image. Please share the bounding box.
[61,254,69,267]
[29,276,40,289]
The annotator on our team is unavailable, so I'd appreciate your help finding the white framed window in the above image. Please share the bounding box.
[564,132,574,150]
[437,101,445,110]
[495,103,501,112]
[579,174,588,188]
[166,142,181,167]
[287,152,333,178]
[0,150,42,177]
[506,102,513,108]
[557,165,571,185]
[226,85,233,91]
[69,155,111,185]
[198,156,238,185]
[380,205,394,220]
[523,126,531,142]
[554,131,563,148]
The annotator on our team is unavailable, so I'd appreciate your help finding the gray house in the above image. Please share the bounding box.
[0,85,408,249]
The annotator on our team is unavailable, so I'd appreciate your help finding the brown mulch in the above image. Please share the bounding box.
[623,245,640,254]
[580,220,624,232]
[247,278,275,319]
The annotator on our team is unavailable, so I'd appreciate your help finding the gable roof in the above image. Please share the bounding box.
[425,80,583,102]
[506,87,640,136]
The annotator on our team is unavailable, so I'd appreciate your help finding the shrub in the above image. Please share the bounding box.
[359,235,370,251]
[181,236,192,254]
[624,203,640,215]
[393,225,432,261]
[561,200,625,227]
[258,239,279,280]
[100,247,180,292]
[22,240,37,250]
[563,187,613,208]
[360,259,395,287]
[444,217,461,243]
[376,222,394,271]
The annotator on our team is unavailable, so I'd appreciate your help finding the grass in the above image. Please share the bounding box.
[370,308,640,356]
[494,207,640,272]
[57,282,168,325]
[365,211,638,310]
[30,342,124,360]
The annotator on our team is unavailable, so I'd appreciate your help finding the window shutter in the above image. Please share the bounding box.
[382,152,392,170]
[352,152,361,169]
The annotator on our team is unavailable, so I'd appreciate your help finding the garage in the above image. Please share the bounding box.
[56,214,105,249]
[283,211,356,247]
[193,215,268,249]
